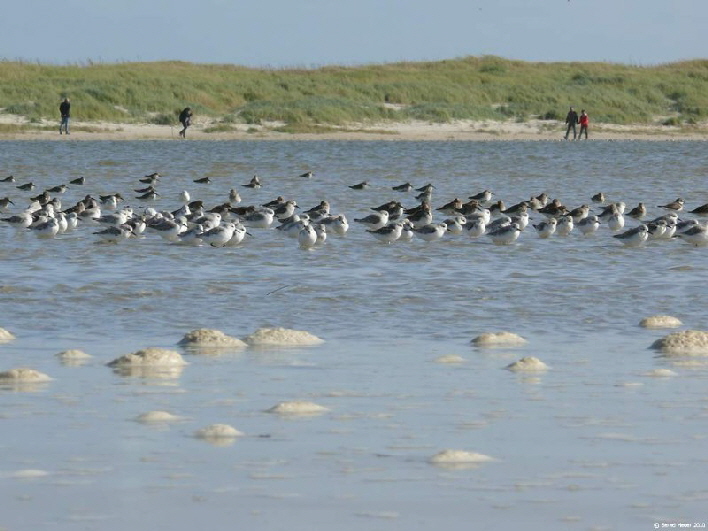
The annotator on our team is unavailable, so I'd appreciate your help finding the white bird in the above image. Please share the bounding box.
[487,223,521,245]
[224,224,250,246]
[179,191,191,203]
[200,222,237,247]
[555,215,574,237]
[613,224,649,247]
[607,213,625,232]
[1,211,33,228]
[367,222,403,243]
[533,218,557,239]
[176,224,205,246]
[31,217,60,238]
[443,216,466,235]
[577,215,600,236]
[464,218,486,239]
[229,189,242,203]
[93,224,133,243]
[298,224,317,249]
[314,224,327,245]
[414,223,447,242]
[675,223,708,246]
[243,208,274,229]
[354,210,389,231]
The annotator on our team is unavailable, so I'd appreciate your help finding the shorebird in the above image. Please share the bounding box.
[689,203,708,215]
[243,175,261,188]
[436,198,463,216]
[626,203,647,219]
[70,176,85,185]
[469,190,493,203]
[613,224,649,247]
[46,184,68,194]
[607,212,625,232]
[658,198,684,211]
[414,222,447,242]
[0,175,15,183]
[228,189,241,203]
[299,171,314,178]
[193,176,211,184]
[675,223,708,246]
[367,222,403,243]
[464,218,486,239]
[139,172,160,184]
[0,197,14,210]
[591,192,605,203]
[349,181,369,190]
[487,223,522,245]
[392,182,413,192]
[93,224,134,243]
[354,210,389,231]
[16,182,34,191]
[533,218,557,239]
[577,215,600,236]
[298,224,317,248]
[555,215,574,237]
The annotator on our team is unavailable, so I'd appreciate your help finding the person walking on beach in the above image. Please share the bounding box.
[564,106,578,140]
[178,107,193,138]
[59,97,71,135]
[578,109,589,139]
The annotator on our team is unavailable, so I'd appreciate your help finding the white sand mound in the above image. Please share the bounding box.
[642,369,678,377]
[266,400,329,416]
[0,327,15,341]
[135,411,184,424]
[243,327,324,346]
[505,356,549,372]
[639,315,682,329]
[178,329,247,348]
[11,469,50,479]
[0,368,52,382]
[194,423,244,439]
[107,348,188,367]
[650,330,708,356]
[471,331,527,347]
[429,449,495,464]
[56,349,92,361]
[434,354,466,364]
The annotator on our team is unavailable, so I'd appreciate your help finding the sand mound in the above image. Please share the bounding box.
[0,327,15,341]
[434,354,466,364]
[107,348,188,367]
[266,400,329,416]
[429,449,495,464]
[243,327,324,346]
[56,349,92,361]
[178,329,247,348]
[0,368,52,382]
[135,411,184,424]
[642,369,678,377]
[194,423,244,439]
[639,315,682,329]
[650,330,708,356]
[505,356,549,372]
[471,331,527,347]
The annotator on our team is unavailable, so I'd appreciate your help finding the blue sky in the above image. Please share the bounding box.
[3,0,706,67]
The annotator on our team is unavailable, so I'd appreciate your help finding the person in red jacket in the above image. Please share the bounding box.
[578,109,589,139]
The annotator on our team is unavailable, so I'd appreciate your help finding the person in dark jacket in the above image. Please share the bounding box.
[178,107,193,138]
[59,98,71,135]
[564,106,578,140]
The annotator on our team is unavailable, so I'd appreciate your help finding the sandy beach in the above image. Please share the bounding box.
[1,113,706,141]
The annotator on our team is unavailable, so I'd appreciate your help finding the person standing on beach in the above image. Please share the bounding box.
[59,98,71,135]
[564,106,578,140]
[178,107,193,138]
[578,109,589,139]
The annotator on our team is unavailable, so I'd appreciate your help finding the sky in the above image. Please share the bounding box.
[2,0,706,67]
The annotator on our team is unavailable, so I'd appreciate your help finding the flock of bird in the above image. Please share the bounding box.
[1,171,708,249]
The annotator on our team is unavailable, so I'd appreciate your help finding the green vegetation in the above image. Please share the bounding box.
[0,56,706,127]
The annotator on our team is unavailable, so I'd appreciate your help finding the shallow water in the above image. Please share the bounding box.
[1,139,707,530]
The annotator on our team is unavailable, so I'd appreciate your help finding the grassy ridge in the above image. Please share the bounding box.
[0,56,706,128]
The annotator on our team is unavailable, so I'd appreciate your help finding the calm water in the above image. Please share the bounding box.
[1,139,707,530]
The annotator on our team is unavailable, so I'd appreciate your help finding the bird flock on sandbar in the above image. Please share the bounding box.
[1,171,708,249]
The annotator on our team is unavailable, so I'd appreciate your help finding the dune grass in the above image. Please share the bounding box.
[0,56,706,128]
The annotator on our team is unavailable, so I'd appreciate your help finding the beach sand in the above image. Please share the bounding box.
[0,113,706,141]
